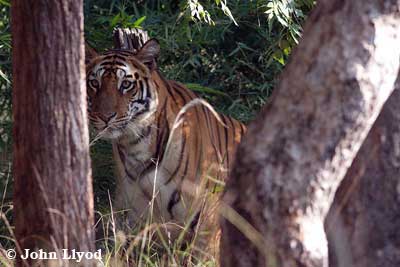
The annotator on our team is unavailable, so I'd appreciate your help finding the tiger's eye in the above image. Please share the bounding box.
[89,79,99,89]
[121,80,132,89]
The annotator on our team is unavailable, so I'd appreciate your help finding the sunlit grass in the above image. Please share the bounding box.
[94,203,220,267]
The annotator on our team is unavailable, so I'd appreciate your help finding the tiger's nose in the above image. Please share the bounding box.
[96,112,117,122]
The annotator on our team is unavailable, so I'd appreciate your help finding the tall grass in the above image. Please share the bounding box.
[0,1,13,263]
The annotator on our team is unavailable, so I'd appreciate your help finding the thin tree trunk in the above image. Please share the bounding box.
[113,27,149,51]
[12,1,94,266]
[325,76,400,267]
[220,0,400,266]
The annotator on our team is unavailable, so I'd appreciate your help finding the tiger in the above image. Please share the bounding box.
[86,37,246,250]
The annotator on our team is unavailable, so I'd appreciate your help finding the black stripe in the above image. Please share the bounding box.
[113,61,126,66]
[114,55,127,61]
[155,99,169,161]
[155,126,169,163]
[117,52,134,57]
[220,115,229,166]
[100,61,115,66]
[192,105,202,166]
[157,73,179,104]
[167,190,181,218]
[226,117,237,168]
[202,106,219,157]
[172,81,192,102]
[156,105,170,163]
[137,86,143,100]
[118,145,137,181]
[133,100,150,118]
[179,152,190,183]
[144,78,151,98]
[102,50,135,57]
[137,159,156,179]
[213,113,223,164]
[190,211,201,230]
[173,81,197,98]
[117,144,126,164]
[164,131,187,185]
[167,151,190,218]
[125,169,136,181]
[165,83,179,104]
[100,60,126,67]
[102,55,116,60]
[139,81,144,95]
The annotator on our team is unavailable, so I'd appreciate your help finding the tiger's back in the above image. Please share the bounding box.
[152,75,245,220]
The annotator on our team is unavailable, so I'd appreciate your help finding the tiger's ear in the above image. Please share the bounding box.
[85,42,98,64]
[135,38,160,70]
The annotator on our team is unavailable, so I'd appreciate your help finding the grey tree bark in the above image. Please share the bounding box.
[325,76,400,267]
[220,0,400,267]
[12,0,94,266]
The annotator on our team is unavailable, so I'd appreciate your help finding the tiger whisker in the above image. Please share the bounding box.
[90,124,111,146]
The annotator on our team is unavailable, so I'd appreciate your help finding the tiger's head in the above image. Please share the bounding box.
[85,39,160,139]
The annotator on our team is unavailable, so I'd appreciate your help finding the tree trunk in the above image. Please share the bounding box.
[12,1,94,266]
[220,0,400,267]
[113,27,149,52]
[325,76,400,267]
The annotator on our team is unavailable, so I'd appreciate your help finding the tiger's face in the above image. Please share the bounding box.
[86,39,160,139]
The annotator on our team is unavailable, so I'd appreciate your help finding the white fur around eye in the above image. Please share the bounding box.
[89,79,100,89]
[87,71,100,92]
[120,80,135,94]
[116,69,126,91]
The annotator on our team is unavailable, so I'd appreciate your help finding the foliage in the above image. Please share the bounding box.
[84,0,315,122]
[0,0,11,203]
[0,1,12,259]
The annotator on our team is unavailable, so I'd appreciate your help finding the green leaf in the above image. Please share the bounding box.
[278,2,290,18]
[239,42,257,51]
[275,13,288,27]
[110,13,121,27]
[295,8,305,18]
[228,46,241,57]
[133,16,146,27]
[0,0,10,7]
[220,2,238,26]
[273,50,285,65]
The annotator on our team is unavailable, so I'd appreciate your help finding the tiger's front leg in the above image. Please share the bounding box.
[112,140,182,227]
[112,141,155,231]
